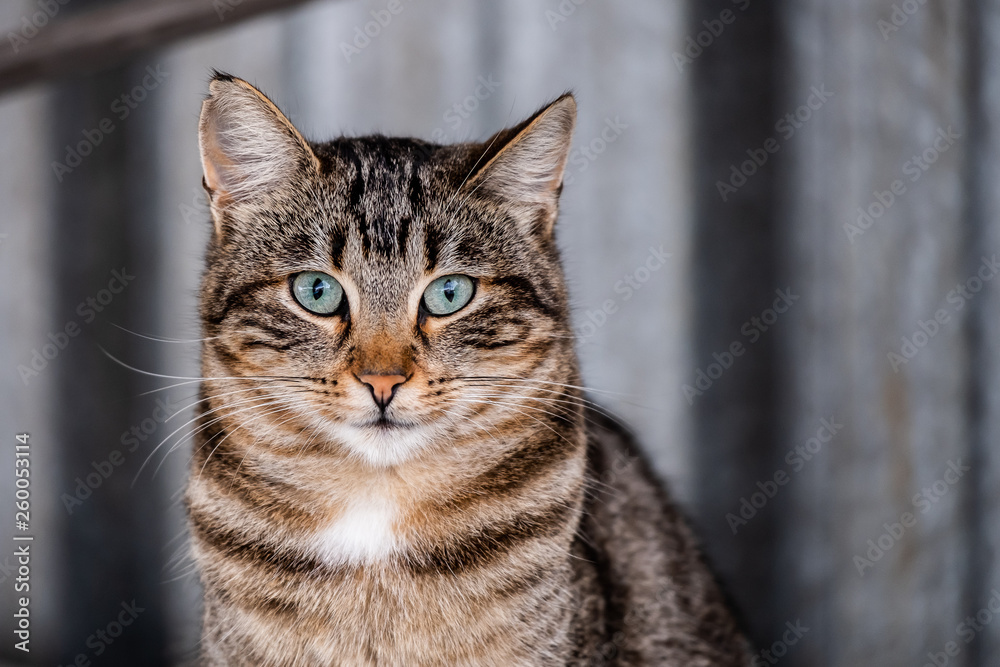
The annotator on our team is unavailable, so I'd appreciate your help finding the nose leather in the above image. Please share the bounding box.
[359,374,407,409]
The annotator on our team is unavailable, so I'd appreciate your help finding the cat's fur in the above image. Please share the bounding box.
[187,73,751,666]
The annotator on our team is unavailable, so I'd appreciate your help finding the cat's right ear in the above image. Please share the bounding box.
[198,72,319,231]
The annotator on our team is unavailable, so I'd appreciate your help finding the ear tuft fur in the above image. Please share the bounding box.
[465,94,576,233]
[198,75,319,210]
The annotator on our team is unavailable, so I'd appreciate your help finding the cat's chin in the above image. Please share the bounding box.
[309,417,436,467]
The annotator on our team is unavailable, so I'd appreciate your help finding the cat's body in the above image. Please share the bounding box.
[187,74,750,666]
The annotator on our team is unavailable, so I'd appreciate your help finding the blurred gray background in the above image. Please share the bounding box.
[0,0,996,665]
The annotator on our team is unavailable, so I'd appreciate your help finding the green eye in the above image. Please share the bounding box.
[291,271,344,315]
[422,275,475,316]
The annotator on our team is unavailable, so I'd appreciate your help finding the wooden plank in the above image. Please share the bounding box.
[966,1,1000,663]
[686,0,786,647]
[0,7,58,656]
[778,0,972,664]
[0,0,322,96]
[46,66,171,663]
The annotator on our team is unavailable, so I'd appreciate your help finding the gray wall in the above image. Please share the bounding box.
[0,0,995,665]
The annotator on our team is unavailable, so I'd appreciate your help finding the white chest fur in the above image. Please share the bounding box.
[312,496,401,565]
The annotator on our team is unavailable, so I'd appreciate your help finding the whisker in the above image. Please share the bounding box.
[197,401,298,482]
[455,375,636,399]
[106,321,221,344]
[135,375,306,398]
[136,389,312,484]
[166,390,312,471]
[99,345,312,383]
[460,388,626,430]
[441,397,576,447]
[461,381,617,414]
[229,406,309,488]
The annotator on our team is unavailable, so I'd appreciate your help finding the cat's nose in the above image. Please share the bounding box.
[358,373,408,410]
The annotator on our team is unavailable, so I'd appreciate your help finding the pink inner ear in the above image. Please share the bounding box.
[199,99,246,200]
[200,130,233,197]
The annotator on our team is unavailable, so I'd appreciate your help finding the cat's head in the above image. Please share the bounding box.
[197,73,580,466]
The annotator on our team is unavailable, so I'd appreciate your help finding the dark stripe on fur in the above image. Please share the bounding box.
[580,436,627,661]
[424,224,442,272]
[204,278,277,325]
[236,315,298,340]
[488,275,559,319]
[396,215,411,254]
[340,141,366,209]
[189,506,325,576]
[245,339,295,351]
[406,501,575,575]
[451,428,579,509]
[192,410,318,528]
[330,228,347,269]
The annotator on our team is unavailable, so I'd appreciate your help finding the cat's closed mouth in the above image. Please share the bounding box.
[361,416,414,430]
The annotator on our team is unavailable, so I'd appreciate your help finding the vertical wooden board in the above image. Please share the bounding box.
[686,0,786,645]
[969,2,1000,663]
[0,10,60,657]
[779,0,970,664]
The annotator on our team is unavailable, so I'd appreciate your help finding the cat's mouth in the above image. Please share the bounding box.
[360,415,415,430]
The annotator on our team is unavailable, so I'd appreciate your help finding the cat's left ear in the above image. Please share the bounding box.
[198,73,320,219]
[465,94,576,235]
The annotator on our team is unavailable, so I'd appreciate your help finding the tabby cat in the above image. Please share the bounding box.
[186,72,751,666]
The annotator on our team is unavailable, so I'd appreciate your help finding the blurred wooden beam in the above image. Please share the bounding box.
[0,0,323,96]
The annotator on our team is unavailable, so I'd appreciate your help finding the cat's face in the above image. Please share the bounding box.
[197,75,579,466]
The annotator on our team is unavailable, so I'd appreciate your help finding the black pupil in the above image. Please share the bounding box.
[443,280,455,303]
[312,278,326,301]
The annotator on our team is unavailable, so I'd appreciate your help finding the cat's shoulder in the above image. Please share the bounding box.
[576,407,753,665]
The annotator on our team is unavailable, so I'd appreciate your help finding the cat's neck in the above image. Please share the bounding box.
[187,381,590,664]
[189,392,588,569]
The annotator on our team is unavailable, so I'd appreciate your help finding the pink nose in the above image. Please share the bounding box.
[358,374,407,409]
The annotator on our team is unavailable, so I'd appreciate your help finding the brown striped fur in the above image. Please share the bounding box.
[187,73,751,666]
